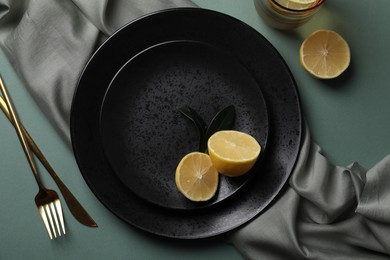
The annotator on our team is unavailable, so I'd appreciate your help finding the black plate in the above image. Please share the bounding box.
[71,8,302,239]
[99,40,269,210]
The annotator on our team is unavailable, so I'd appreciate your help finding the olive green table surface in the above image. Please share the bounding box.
[1,0,389,259]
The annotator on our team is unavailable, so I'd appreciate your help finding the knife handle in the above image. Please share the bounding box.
[0,96,97,227]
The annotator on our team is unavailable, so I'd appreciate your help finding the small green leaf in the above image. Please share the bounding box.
[178,106,207,151]
[200,105,236,153]
[179,105,236,153]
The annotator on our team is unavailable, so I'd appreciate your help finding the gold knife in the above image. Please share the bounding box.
[0,90,97,228]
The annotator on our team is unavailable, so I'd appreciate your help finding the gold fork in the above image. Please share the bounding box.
[0,75,65,239]
[0,96,97,228]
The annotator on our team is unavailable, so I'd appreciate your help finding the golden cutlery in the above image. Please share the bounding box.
[0,75,66,239]
[0,80,97,228]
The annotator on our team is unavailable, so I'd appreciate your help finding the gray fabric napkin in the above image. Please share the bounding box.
[1,1,389,259]
[228,124,390,259]
[0,0,196,143]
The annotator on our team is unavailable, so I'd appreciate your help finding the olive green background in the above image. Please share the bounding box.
[1,0,389,259]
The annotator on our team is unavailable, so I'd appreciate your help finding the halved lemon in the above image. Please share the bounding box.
[275,0,316,10]
[207,130,261,177]
[300,29,351,79]
[175,152,219,201]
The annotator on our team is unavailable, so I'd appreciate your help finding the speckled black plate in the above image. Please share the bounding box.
[99,40,269,210]
[71,8,302,239]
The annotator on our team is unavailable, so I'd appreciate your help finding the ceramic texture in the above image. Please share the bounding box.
[99,40,269,210]
[71,8,302,239]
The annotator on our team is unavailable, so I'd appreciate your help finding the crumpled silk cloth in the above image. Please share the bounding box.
[0,1,389,259]
[0,0,196,143]
[227,124,390,259]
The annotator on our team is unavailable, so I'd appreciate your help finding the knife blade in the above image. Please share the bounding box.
[0,95,97,227]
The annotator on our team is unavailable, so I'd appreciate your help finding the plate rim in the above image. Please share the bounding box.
[70,7,303,239]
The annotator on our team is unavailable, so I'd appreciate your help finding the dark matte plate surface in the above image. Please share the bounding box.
[100,40,269,210]
[71,8,302,239]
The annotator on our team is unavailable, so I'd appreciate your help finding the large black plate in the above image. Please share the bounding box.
[71,8,302,239]
[99,40,269,210]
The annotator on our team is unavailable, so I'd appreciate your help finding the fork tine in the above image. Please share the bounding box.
[55,199,66,235]
[45,204,57,238]
[50,202,61,236]
[38,206,53,240]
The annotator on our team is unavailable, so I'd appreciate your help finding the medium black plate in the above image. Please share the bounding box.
[71,8,302,239]
[99,40,269,210]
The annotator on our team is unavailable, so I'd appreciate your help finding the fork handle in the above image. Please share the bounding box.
[0,75,44,189]
[0,86,97,227]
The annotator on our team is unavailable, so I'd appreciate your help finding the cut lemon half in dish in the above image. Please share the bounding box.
[207,130,261,177]
[175,152,219,202]
[300,29,351,79]
[275,0,316,10]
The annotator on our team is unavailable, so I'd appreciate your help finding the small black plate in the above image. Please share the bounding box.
[71,8,302,239]
[99,40,269,210]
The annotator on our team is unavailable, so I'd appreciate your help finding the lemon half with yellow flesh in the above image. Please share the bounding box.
[300,29,351,79]
[275,0,316,10]
[207,130,261,177]
[175,152,219,202]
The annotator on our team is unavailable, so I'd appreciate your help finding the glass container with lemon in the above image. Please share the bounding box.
[254,0,326,30]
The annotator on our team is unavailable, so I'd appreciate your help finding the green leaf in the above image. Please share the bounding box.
[178,106,207,151]
[200,105,236,153]
[179,105,236,153]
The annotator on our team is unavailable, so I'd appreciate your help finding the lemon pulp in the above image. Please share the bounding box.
[175,152,219,201]
[207,130,261,177]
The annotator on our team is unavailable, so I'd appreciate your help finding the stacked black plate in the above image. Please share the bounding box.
[70,8,302,239]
